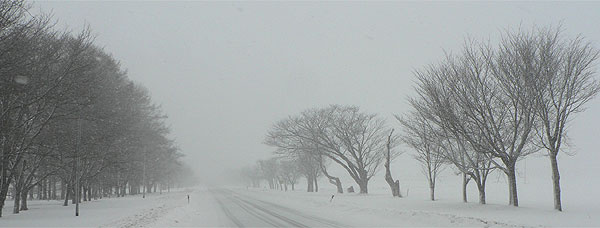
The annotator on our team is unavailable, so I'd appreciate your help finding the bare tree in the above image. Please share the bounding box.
[398,114,445,201]
[408,59,495,204]
[258,159,279,190]
[383,129,402,197]
[265,118,323,192]
[279,160,301,191]
[268,118,345,194]
[526,26,600,211]
[240,165,259,188]
[483,30,543,207]
[0,3,187,214]
[420,39,538,206]
[303,105,394,194]
[318,154,343,194]
[266,105,395,194]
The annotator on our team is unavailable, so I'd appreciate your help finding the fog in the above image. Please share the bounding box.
[3,1,600,226]
[33,1,600,187]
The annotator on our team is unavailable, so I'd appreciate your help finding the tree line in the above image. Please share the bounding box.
[248,25,599,212]
[0,1,194,217]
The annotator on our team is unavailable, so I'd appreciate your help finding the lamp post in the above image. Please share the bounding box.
[75,116,82,216]
[143,149,146,199]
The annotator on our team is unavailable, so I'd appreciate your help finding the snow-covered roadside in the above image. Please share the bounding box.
[2,185,597,227]
[149,187,229,227]
[231,187,600,227]
[0,188,192,227]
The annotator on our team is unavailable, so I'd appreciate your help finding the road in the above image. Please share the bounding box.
[140,187,347,227]
[208,188,345,227]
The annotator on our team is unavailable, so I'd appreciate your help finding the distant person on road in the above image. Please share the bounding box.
[187,195,190,204]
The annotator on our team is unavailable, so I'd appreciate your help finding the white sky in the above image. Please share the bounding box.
[32,1,600,188]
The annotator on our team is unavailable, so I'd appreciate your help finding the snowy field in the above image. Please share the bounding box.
[0,188,194,227]
[1,177,598,227]
[1,154,599,227]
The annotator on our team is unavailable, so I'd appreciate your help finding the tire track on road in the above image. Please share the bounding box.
[231,194,309,228]
[224,188,346,227]
[227,193,286,227]
[252,197,344,227]
[211,188,298,227]
[211,190,245,227]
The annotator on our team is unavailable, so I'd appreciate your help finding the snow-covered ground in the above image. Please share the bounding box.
[1,183,598,227]
[229,186,598,227]
[0,188,194,227]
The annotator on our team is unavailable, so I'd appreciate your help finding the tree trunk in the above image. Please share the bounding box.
[550,153,562,211]
[475,178,486,204]
[508,179,513,205]
[12,189,20,214]
[49,179,53,200]
[306,175,314,192]
[52,178,57,200]
[333,177,343,194]
[83,186,88,201]
[321,167,343,194]
[20,188,28,211]
[384,168,400,197]
[314,177,318,192]
[394,180,401,197]
[0,179,11,217]
[37,183,42,200]
[60,181,66,200]
[42,179,47,200]
[358,179,368,194]
[90,186,94,200]
[71,186,76,204]
[429,181,435,201]
[478,187,486,204]
[72,187,76,204]
[63,184,70,206]
[384,130,400,197]
[462,173,469,203]
[507,165,519,207]
[79,185,83,203]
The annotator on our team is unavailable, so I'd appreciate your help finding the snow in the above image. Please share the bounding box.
[0,188,193,227]
[1,178,599,227]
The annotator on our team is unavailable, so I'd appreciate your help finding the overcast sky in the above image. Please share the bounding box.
[32,1,600,187]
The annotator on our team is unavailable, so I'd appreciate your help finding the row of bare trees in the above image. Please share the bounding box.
[248,25,599,213]
[262,105,401,195]
[0,1,193,217]
[398,25,599,211]
[241,158,303,192]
